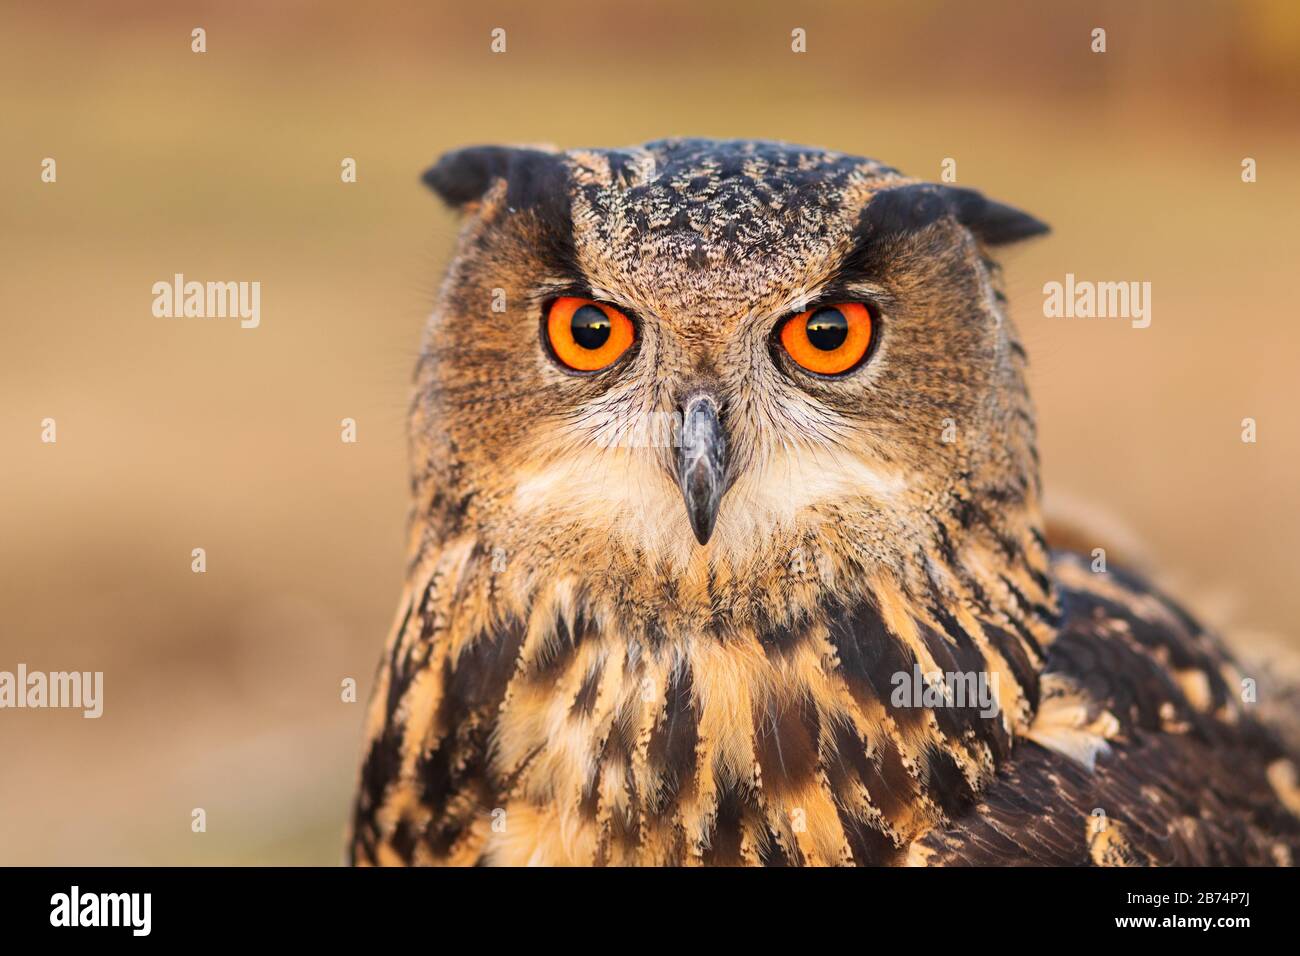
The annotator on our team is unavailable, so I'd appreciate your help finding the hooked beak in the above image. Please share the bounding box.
[676,394,728,545]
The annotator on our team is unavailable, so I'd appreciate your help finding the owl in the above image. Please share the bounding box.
[349,139,1300,866]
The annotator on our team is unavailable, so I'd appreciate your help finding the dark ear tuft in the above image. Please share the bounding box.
[422,146,510,206]
[861,183,1048,247]
[943,186,1050,245]
[421,145,568,212]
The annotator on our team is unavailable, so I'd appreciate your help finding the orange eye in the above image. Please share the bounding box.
[778,302,875,376]
[545,296,636,372]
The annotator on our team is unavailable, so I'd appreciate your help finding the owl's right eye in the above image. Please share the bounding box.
[544,297,636,372]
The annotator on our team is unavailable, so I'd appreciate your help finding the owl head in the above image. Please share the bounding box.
[412,139,1048,617]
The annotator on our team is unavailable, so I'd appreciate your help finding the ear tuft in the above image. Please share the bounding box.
[943,186,1050,246]
[861,183,1048,247]
[422,146,511,207]
[421,145,567,211]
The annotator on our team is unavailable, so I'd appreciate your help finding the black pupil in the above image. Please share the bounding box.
[806,308,848,350]
[571,305,611,350]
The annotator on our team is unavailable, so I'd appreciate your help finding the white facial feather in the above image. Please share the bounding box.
[511,418,905,570]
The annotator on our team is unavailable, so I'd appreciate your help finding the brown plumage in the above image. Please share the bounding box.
[348,139,1300,866]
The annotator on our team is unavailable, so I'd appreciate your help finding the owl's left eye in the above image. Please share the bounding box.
[778,301,876,376]
[545,296,636,372]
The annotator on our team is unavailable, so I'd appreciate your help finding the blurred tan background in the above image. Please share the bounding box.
[1,1,1297,864]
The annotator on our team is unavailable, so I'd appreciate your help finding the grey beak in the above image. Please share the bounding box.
[677,394,727,545]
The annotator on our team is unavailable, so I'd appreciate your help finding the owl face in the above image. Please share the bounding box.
[415,140,1047,590]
